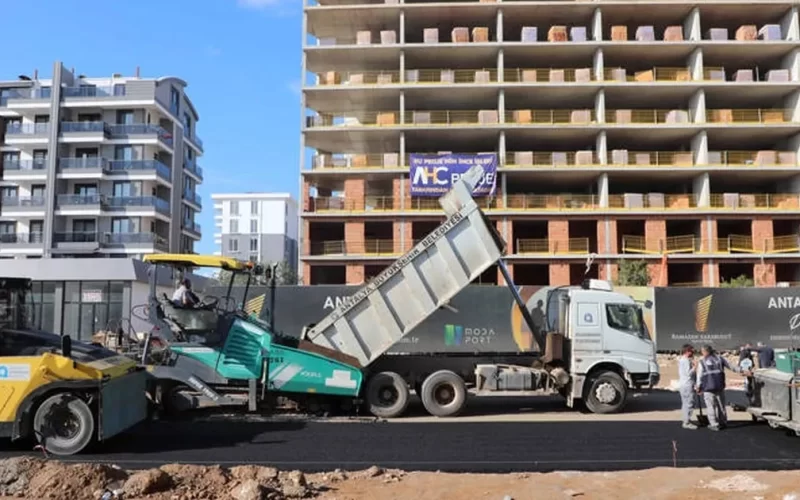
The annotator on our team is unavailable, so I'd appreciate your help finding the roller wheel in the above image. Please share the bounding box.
[583,371,627,414]
[365,372,409,419]
[33,393,95,456]
[420,370,467,417]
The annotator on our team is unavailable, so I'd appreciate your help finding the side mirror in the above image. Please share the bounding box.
[61,335,72,358]
[252,264,265,276]
[644,300,653,310]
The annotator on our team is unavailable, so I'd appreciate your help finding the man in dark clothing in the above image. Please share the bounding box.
[696,345,745,431]
[739,342,755,365]
[756,342,775,368]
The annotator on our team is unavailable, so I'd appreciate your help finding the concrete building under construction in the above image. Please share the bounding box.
[300,0,800,287]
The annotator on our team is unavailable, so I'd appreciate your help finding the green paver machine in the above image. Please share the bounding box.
[747,350,800,435]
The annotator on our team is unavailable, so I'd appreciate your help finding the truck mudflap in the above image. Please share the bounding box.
[99,369,149,441]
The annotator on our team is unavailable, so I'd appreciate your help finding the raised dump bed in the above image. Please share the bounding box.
[302,165,506,367]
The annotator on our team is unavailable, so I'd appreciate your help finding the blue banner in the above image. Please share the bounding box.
[409,153,498,197]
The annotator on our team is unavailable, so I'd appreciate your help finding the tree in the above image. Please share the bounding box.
[616,259,651,287]
[720,274,754,288]
[213,260,300,287]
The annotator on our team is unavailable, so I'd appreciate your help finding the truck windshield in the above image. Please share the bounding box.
[605,303,646,339]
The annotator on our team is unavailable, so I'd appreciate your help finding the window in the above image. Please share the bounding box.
[229,239,239,252]
[251,201,259,214]
[1,186,18,199]
[250,219,258,233]
[114,145,134,161]
[250,237,258,252]
[112,181,141,197]
[62,281,125,340]
[76,148,99,159]
[230,201,239,215]
[73,184,97,196]
[183,112,192,137]
[34,115,49,124]
[30,185,45,200]
[229,219,239,233]
[112,217,139,233]
[605,304,645,338]
[249,253,259,262]
[0,222,16,235]
[116,110,135,125]
[170,86,180,114]
[2,152,20,164]
[32,150,47,168]
[29,221,44,242]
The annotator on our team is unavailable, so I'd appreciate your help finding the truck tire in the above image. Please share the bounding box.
[365,372,409,419]
[584,371,627,414]
[32,393,95,456]
[420,370,467,417]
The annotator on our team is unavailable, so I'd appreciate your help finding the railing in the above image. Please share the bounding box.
[706,109,791,124]
[608,151,694,166]
[312,153,401,169]
[622,234,800,254]
[184,161,204,178]
[607,194,696,210]
[106,196,171,214]
[505,151,598,167]
[61,121,109,134]
[184,191,202,208]
[308,239,398,256]
[605,109,687,124]
[59,157,106,169]
[708,193,800,210]
[104,232,168,247]
[316,70,398,85]
[708,151,798,167]
[702,67,726,81]
[62,85,126,98]
[504,68,594,83]
[768,235,800,253]
[57,194,103,206]
[306,112,399,127]
[505,109,594,125]
[506,194,600,211]
[108,160,171,181]
[307,195,498,212]
[0,233,43,244]
[183,220,202,233]
[3,160,48,171]
[405,69,498,84]
[0,196,46,207]
[516,238,590,255]
[405,110,500,125]
[107,124,174,147]
[5,123,50,135]
[186,133,204,149]
[54,232,99,243]
[603,67,692,82]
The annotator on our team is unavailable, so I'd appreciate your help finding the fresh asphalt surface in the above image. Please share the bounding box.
[2,395,800,472]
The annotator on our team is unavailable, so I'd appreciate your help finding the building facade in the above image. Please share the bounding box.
[301,0,800,287]
[0,61,204,260]
[212,193,299,269]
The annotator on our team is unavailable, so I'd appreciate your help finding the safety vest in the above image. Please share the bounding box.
[699,355,725,393]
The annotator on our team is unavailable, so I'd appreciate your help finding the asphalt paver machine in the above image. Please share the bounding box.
[747,350,800,436]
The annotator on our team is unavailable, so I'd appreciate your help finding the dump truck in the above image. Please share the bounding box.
[136,164,658,418]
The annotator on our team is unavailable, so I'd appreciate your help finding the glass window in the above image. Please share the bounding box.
[250,237,258,252]
[251,201,258,214]
[250,219,258,233]
[230,220,238,233]
[229,239,239,252]
[230,201,239,215]
[605,303,644,337]
[116,110,135,125]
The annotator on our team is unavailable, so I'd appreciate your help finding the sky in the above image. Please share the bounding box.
[2,0,303,255]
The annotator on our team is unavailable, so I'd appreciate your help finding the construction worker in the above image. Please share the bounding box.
[678,343,698,429]
[755,341,775,368]
[695,344,747,431]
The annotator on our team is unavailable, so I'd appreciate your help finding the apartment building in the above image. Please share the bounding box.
[0,61,204,260]
[212,193,299,269]
[301,0,800,287]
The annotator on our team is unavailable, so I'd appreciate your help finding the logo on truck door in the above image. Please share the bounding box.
[444,324,496,345]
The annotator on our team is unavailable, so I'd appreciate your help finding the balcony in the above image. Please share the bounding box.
[107,124,174,148]
[308,239,397,256]
[504,109,594,125]
[407,110,502,126]
[183,161,203,179]
[62,85,126,98]
[57,194,103,209]
[0,196,46,213]
[603,67,693,83]
[186,133,204,151]
[622,234,800,255]
[605,109,688,125]
[306,111,399,128]
[5,123,50,136]
[311,153,401,170]
[316,70,401,86]
[708,150,798,167]
[506,194,601,211]
[103,232,168,251]
[0,233,44,246]
[708,193,799,210]
[108,160,171,181]
[1,88,50,105]
[106,196,171,215]
[59,157,107,173]
[2,159,48,173]
[183,191,202,208]
[182,220,202,235]
[506,68,596,83]
[706,109,792,125]
[516,238,590,255]
[54,232,99,243]
[60,121,110,135]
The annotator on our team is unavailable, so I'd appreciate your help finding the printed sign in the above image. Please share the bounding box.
[409,153,497,197]
[0,364,31,381]
[82,290,103,303]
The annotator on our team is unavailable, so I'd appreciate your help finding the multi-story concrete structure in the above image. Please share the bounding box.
[301,0,800,287]
[0,61,204,260]
[212,193,299,268]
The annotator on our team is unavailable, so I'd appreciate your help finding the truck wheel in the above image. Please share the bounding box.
[33,393,95,456]
[420,370,467,417]
[584,371,627,414]
[365,372,409,419]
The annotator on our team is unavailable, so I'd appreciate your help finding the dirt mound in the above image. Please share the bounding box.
[24,460,127,500]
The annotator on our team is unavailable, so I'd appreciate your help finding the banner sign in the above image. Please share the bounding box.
[409,153,497,197]
[654,287,800,351]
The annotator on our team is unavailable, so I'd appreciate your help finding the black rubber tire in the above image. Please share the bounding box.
[420,370,467,417]
[365,372,409,419]
[33,393,95,456]
[583,371,627,414]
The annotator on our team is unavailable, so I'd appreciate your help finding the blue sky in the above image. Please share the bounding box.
[2,0,303,254]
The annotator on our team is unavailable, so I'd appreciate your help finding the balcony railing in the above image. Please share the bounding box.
[506,194,600,211]
[107,124,174,147]
[605,109,688,124]
[106,196,171,214]
[708,193,800,210]
[62,85,126,98]
[59,157,107,169]
[504,109,594,125]
[108,160,171,180]
[184,161,203,178]
[307,195,497,212]
[317,70,401,86]
[2,160,48,171]
[516,238,590,255]
[609,151,694,166]
[312,153,401,169]
[405,69,499,84]
[54,232,99,243]
[603,67,692,82]
[104,232,168,247]
[406,109,502,126]
[607,194,696,210]
[506,151,600,167]
[505,68,594,83]
[622,234,800,255]
[184,191,202,208]
[57,194,103,206]
[183,220,202,234]
[308,239,397,256]
[708,150,798,167]
[61,121,109,134]
[306,112,399,127]
[5,123,50,135]
[706,109,792,124]
[0,233,43,244]
[1,196,46,207]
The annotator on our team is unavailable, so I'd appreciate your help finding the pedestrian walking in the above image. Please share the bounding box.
[678,343,697,429]
[695,345,747,431]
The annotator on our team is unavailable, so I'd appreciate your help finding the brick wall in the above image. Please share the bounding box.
[754,263,776,287]
[392,177,404,210]
[702,262,718,287]
[645,219,666,252]
[345,221,364,254]
[393,220,413,253]
[648,261,666,286]
[701,218,718,252]
[597,219,618,253]
[302,219,311,256]
[550,263,570,285]
[344,179,365,210]
[302,180,311,212]
[346,264,365,284]
[598,261,618,282]
[752,218,774,252]
[548,219,569,253]
[301,262,312,285]
[498,263,513,285]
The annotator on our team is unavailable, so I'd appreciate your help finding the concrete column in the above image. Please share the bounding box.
[499,131,507,168]
[497,50,504,83]
[788,133,800,162]
[781,6,799,40]
[400,50,405,83]
[399,91,405,124]
[501,157,508,209]
[689,89,706,124]
[597,173,609,208]
[593,48,604,81]
[399,132,406,170]
[691,131,709,166]
[43,62,68,258]
[684,7,701,41]
[688,47,703,81]
[497,9,504,42]
[594,89,605,124]
[592,8,603,41]
[693,172,710,207]
[399,11,405,44]
[596,131,608,165]
[499,89,505,123]
[785,88,800,122]
[781,49,800,82]
[705,260,718,287]
[53,283,64,335]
